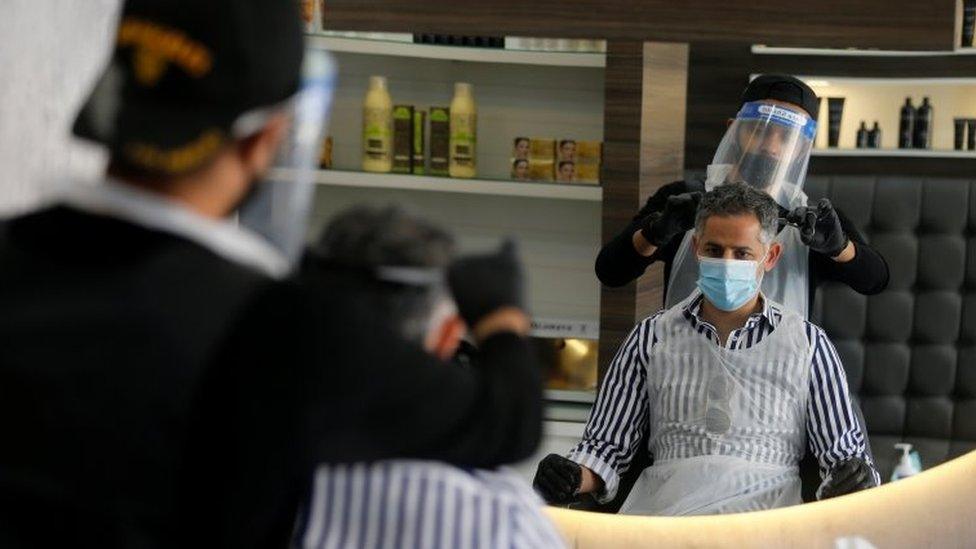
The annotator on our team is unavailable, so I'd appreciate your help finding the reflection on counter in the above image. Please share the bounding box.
[532,337,598,393]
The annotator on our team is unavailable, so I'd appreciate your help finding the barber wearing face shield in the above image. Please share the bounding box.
[595,75,889,317]
[0,2,541,547]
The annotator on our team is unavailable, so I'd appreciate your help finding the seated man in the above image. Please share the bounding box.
[534,183,878,516]
[297,206,565,548]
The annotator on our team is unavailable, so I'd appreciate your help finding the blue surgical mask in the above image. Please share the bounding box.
[697,256,765,312]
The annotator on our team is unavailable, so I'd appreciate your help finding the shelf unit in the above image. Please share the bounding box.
[306,34,606,68]
[293,38,608,344]
[777,76,976,152]
[273,168,603,202]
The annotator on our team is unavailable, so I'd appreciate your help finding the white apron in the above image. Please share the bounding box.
[619,291,812,516]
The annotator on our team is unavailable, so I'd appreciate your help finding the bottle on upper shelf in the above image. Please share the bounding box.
[856,121,869,149]
[898,97,915,149]
[449,83,477,178]
[362,76,393,173]
[914,97,934,150]
[868,122,882,149]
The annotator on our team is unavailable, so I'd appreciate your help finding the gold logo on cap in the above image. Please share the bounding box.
[118,17,213,86]
[125,129,225,174]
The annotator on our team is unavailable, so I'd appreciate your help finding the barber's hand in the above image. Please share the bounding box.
[447,239,525,328]
[533,454,583,504]
[817,457,877,500]
[786,198,849,258]
[639,192,702,248]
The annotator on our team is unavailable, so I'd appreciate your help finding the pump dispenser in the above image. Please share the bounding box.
[890,443,922,482]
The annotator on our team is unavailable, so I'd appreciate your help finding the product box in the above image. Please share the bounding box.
[392,105,414,174]
[318,136,333,169]
[510,136,530,180]
[412,110,426,175]
[573,140,602,184]
[429,107,450,176]
[527,138,555,182]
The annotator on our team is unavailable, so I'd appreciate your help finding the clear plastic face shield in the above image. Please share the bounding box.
[705,101,817,209]
[237,49,337,270]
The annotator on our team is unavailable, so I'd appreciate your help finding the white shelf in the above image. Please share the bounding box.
[273,168,603,201]
[307,35,606,68]
[811,148,976,158]
[752,45,976,57]
[762,74,976,86]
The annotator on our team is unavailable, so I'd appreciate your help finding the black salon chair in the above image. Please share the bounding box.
[806,175,976,479]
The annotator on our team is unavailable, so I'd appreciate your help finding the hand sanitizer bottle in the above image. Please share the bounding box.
[890,443,922,482]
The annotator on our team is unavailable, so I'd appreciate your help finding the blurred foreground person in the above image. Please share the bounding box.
[297,206,565,549]
[0,1,541,547]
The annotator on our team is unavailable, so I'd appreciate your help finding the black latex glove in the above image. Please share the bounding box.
[818,457,877,500]
[786,198,850,258]
[533,454,583,504]
[639,192,702,248]
[447,239,525,328]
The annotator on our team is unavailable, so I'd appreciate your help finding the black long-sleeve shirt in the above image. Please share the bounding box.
[595,180,890,306]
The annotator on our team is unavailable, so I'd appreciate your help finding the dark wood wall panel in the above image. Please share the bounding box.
[598,41,688,378]
[755,54,976,78]
[598,41,644,379]
[684,42,754,173]
[324,0,957,51]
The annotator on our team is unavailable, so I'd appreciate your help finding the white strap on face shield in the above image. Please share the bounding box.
[374,266,446,287]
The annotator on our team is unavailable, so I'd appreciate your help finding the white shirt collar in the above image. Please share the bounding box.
[61,180,289,278]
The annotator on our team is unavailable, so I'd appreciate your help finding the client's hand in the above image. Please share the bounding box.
[818,457,877,500]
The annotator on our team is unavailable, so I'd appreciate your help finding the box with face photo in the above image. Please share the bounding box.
[528,138,555,181]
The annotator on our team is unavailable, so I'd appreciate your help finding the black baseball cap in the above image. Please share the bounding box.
[73,0,305,176]
[740,74,820,122]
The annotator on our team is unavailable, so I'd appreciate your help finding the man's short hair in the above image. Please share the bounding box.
[695,183,779,244]
[313,205,456,343]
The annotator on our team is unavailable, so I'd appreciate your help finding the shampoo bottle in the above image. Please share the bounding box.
[856,121,869,149]
[362,76,393,172]
[868,121,882,149]
[913,97,933,150]
[449,83,477,178]
[898,97,915,149]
